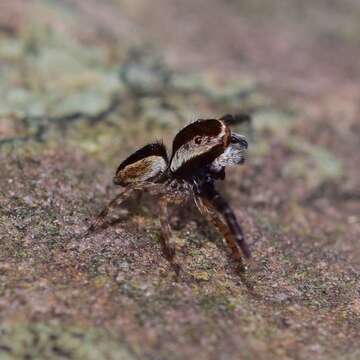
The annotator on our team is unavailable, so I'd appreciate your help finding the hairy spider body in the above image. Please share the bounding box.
[87,114,250,273]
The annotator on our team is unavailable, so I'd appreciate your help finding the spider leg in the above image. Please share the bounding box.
[84,187,135,235]
[194,180,250,269]
[206,189,250,259]
[158,196,182,275]
[85,182,169,236]
[194,195,246,270]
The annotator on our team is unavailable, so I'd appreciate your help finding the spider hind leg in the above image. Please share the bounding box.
[84,187,135,236]
[85,182,164,236]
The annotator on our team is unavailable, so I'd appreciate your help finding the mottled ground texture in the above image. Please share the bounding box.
[0,1,359,359]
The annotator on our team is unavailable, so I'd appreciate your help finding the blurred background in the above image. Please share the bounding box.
[0,1,359,359]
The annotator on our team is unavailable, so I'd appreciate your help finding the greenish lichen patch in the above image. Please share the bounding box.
[283,137,344,189]
[0,1,360,359]
[0,323,136,360]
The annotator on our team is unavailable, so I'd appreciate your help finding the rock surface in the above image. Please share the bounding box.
[0,1,359,359]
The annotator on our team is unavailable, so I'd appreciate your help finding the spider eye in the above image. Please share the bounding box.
[194,136,202,145]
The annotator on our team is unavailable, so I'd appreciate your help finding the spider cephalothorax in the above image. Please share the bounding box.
[87,114,250,273]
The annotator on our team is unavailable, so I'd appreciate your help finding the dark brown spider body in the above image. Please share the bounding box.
[87,114,250,274]
[170,119,229,178]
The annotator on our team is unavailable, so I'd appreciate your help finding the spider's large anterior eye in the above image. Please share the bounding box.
[194,136,202,145]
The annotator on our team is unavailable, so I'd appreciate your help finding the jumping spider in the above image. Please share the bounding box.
[87,114,251,273]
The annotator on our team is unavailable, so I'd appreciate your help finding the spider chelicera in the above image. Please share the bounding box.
[86,114,251,274]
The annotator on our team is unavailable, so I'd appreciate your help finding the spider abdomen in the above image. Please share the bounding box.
[113,142,168,186]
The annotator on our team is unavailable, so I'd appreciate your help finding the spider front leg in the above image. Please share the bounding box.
[194,196,245,271]
[194,184,250,271]
[208,189,251,259]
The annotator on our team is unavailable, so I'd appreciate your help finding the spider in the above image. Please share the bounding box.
[86,114,251,274]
